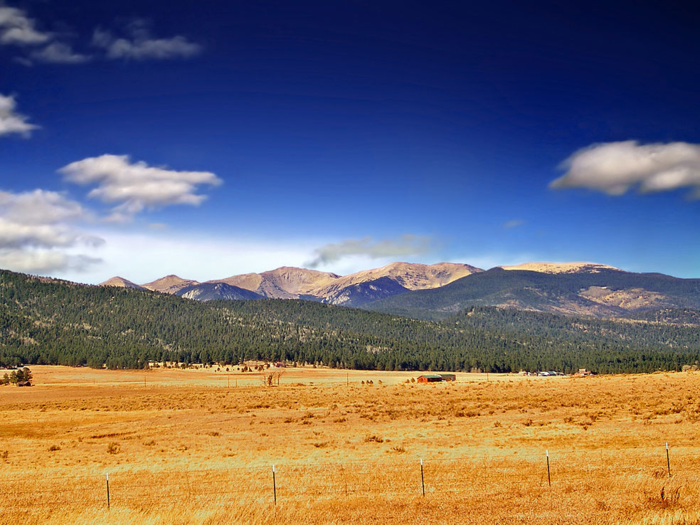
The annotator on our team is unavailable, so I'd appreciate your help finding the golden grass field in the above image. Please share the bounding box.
[2,365,700,524]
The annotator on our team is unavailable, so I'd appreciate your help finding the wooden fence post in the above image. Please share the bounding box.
[420,458,425,496]
[272,465,277,505]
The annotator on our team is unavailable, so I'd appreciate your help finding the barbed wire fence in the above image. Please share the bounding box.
[1,445,697,511]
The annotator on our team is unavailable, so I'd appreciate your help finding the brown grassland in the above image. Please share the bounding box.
[1,365,700,524]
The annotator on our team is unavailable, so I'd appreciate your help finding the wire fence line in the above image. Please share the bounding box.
[1,447,695,510]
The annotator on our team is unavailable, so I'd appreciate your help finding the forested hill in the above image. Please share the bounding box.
[363,267,700,320]
[2,269,700,374]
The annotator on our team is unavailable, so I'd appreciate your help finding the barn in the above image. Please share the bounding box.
[417,374,444,383]
[439,374,456,381]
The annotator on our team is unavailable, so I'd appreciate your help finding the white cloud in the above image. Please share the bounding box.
[0,189,102,274]
[62,231,319,284]
[0,5,88,66]
[0,93,38,137]
[59,154,222,221]
[306,235,436,268]
[30,42,91,64]
[0,6,50,45]
[0,250,100,274]
[92,22,202,61]
[551,141,700,198]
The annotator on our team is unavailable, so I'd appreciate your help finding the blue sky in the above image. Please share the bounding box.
[1,0,699,283]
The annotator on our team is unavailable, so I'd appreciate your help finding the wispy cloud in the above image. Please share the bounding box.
[306,235,436,268]
[0,6,50,45]
[0,3,90,65]
[30,42,91,64]
[2,4,202,65]
[92,21,202,61]
[551,141,700,199]
[504,219,524,229]
[0,189,102,274]
[0,93,38,137]
[66,231,320,285]
[59,154,222,222]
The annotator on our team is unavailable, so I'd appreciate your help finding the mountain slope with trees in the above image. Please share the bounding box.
[363,268,700,320]
[2,269,700,374]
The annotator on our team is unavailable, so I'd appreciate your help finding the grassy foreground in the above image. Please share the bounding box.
[1,366,700,524]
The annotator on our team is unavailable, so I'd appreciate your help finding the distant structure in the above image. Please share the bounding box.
[417,374,447,383]
[576,369,593,376]
[439,374,456,381]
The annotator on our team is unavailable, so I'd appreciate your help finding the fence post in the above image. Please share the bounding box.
[106,473,110,510]
[546,450,551,487]
[666,442,671,477]
[340,464,348,497]
[420,458,425,496]
[272,465,277,505]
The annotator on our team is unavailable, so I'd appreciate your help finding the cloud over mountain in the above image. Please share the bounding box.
[552,141,700,199]
[307,235,435,268]
[0,189,102,273]
[59,154,222,222]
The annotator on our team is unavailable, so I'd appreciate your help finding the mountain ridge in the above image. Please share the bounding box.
[97,261,700,318]
[143,275,199,294]
[102,262,483,306]
[100,276,146,290]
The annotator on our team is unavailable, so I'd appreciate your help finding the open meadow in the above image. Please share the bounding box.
[1,365,700,524]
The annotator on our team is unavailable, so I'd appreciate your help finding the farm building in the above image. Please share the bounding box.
[439,374,456,381]
[417,374,445,383]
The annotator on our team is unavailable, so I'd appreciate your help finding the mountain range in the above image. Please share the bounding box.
[100,261,700,320]
[103,262,482,307]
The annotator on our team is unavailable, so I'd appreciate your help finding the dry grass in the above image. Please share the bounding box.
[2,366,700,524]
